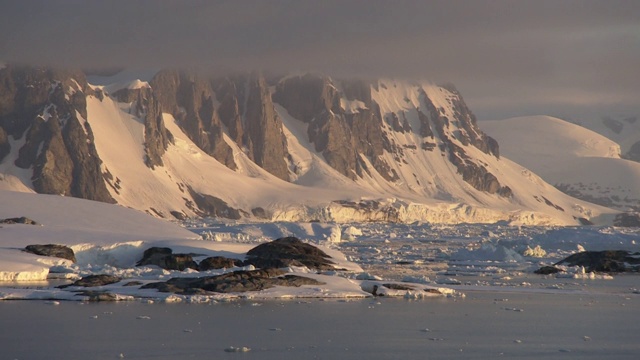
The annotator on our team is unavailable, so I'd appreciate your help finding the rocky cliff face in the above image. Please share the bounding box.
[1,65,577,223]
[242,74,290,181]
[416,87,510,197]
[0,66,113,202]
[113,85,174,168]
[273,74,395,181]
[149,70,236,170]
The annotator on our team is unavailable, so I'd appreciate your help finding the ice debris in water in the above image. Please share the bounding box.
[342,226,363,240]
[356,272,383,280]
[522,245,546,257]
[224,346,251,353]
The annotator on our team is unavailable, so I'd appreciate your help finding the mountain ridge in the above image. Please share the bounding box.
[0,65,616,225]
[482,115,640,212]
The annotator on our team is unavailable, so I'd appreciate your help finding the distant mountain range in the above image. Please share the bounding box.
[0,65,618,225]
[482,116,640,212]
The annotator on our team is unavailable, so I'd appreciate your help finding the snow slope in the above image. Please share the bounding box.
[570,115,640,157]
[87,93,373,219]
[482,116,640,211]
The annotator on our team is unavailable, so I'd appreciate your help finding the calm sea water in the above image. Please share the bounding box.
[2,289,639,360]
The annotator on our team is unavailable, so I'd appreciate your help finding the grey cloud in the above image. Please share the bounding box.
[1,0,638,120]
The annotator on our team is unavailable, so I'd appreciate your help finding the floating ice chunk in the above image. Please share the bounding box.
[356,272,383,280]
[136,315,151,320]
[224,346,251,352]
[436,278,461,285]
[342,226,363,240]
[402,275,431,284]
[522,245,547,257]
[451,244,525,262]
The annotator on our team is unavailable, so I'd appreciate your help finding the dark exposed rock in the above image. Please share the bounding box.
[534,266,563,275]
[0,65,114,203]
[198,256,243,271]
[170,210,187,220]
[382,283,416,291]
[251,207,268,219]
[273,74,395,182]
[243,73,290,181]
[419,91,510,197]
[24,244,76,262]
[624,140,640,162]
[0,127,9,162]
[244,236,335,271]
[123,281,143,287]
[555,250,640,273]
[187,186,242,219]
[58,274,121,288]
[141,268,324,294]
[1,216,38,225]
[136,247,199,271]
[125,86,174,168]
[149,70,236,170]
[614,212,640,227]
[576,217,594,226]
[214,77,245,146]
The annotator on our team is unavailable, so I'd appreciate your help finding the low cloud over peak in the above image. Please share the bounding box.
[1,0,638,120]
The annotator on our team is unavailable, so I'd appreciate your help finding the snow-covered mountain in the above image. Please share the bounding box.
[0,66,616,225]
[482,116,640,212]
[569,115,640,162]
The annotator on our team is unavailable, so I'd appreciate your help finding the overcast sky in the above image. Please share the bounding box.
[1,0,638,120]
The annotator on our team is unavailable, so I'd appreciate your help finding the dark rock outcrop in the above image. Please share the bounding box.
[244,236,336,270]
[125,86,174,168]
[555,250,640,273]
[198,256,243,271]
[141,268,324,294]
[1,216,38,225]
[273,74,395,181]
[534,265,563,275]
[0,127,9,162]
[58,274,121,288]
[149,70,236,170]
[419,91,511,197]
[624,140,640,162]
[24,244,76,262]
[187,186,243,219]
[136,247,198,271]
[243,73,290,180]
[0,65,114,203]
